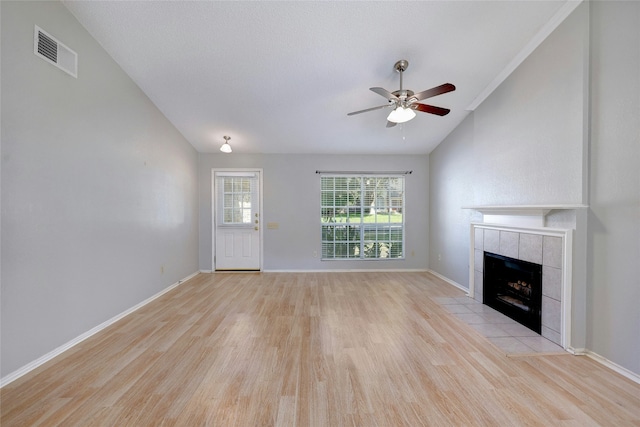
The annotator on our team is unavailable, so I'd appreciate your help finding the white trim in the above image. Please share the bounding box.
[211,169,215,269]
[466,0,583,111]
[468,224,476,299]
[562,230,573,351]
[566,346,587,355]
[584,351,640,385]
[427,269,469,294]
[463,205,588,228]
[462,204,588,213]
[262,269,429,273]
[471,222,572,237]
[214,171,257,178]
[0,271,200,388]
[200,269,436,274]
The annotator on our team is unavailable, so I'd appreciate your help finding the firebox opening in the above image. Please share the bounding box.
[483,252,542,333]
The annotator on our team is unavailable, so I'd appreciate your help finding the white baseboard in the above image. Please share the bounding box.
[200,270,262,273]
[262,269,429,273]
[426,269,470,294]
[202,269,429,274]
[568,347,639,384]
[583,350,640,384]
[566,346,587,356]
[0,271,200,388]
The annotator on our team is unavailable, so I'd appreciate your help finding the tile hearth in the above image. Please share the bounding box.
[434,296,565,355]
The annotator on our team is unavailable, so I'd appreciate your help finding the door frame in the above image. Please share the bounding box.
[212,168,264,271]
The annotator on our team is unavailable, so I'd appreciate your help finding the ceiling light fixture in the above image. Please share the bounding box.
[220,135,232,153]
[387,106,416,124]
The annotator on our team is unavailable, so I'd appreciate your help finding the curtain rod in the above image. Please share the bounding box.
[315,170,412,175]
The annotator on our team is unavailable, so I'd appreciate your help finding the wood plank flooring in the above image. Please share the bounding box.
[2,272,639,426]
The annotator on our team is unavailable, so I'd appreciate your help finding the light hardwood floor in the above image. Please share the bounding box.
[2,272,639,426]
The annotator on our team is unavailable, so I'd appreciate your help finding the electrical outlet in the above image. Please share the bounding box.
[313,251,317,258]
[438,254,442,262]
[160,265,164,274]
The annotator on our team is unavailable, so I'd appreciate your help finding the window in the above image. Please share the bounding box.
[216,174,257,225]
[321,175,404,260]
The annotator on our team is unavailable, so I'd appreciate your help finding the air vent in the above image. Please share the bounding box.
[34,25,77,78]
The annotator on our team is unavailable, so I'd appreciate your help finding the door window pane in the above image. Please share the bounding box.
[220,177,254,225]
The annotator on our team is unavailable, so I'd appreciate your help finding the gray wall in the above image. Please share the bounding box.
[199,154,429,271]
[1,1,199,377]
[471,3,588,206]
[429,3,589,285]
[428,115,476,286]
[429,1,640,376]
[587,1,640,375]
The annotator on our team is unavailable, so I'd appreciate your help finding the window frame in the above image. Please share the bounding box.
[320,174,405,261]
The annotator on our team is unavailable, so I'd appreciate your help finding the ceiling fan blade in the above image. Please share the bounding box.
[386,121,397,128]
[409,83,456,102]
[347,104,392,116]
[370,87,399,101]
[412,103,451,116]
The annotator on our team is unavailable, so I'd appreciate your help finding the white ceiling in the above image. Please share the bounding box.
[63,1,571,155]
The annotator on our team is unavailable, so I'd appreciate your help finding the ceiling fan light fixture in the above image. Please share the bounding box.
[220,135,232,153]
[387,106,416,124]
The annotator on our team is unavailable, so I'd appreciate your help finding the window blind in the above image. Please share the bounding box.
[320,175,405,260]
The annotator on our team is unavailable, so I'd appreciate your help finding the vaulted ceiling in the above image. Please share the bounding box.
[63,1,574,155]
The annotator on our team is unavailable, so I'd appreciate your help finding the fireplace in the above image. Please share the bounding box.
[483,252,542,333]
[469,219,574,347]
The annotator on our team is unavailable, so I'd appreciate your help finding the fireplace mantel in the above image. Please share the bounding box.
[463,204,588,227]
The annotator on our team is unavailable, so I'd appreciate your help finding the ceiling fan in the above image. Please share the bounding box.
[347,60,455,128]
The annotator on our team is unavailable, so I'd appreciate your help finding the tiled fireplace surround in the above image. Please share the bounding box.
[470,223,572,347]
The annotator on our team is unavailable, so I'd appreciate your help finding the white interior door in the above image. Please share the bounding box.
[214,171,261,270]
